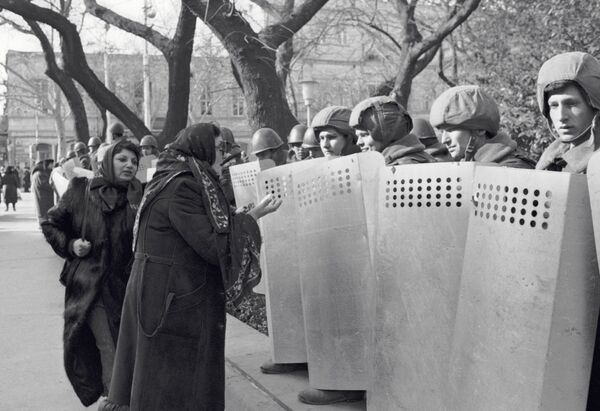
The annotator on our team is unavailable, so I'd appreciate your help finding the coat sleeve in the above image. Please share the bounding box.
[41,178,83,259]
[168,178,221,267]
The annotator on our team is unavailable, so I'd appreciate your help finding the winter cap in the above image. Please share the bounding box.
[350,96,413,145]
[537,52,600,119]
[311,106,354,137]
[430,85,500,135]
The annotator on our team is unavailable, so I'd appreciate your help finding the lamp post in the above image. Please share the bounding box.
[142,0,156,130]
[300,77,318,125]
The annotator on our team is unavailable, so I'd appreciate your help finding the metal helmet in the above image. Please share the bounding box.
[251,128,284,155]
[73,141,88,155]
[109,121,125,135]
[302,127,319,148]
[66,150,76,160]
[87,136,102,148]
[140,134,158,148]
[288,124,308,144]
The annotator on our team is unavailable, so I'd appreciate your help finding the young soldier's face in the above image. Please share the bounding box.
[319,128,346,158]
[141,146,154,157]
[548,84,596,143]
[355,129,383,152]
[441,127,472,160]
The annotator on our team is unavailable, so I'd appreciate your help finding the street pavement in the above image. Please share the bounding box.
[0,192,89,410]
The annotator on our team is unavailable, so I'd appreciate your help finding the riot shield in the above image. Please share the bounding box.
[368,162,476,411]
[230,159,275,209]
[50,168,69,197]
[449,166,599,411]
[295,151,384,390]
[257,158,326,363]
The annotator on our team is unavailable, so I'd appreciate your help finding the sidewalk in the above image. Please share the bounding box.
[0,193,366,410]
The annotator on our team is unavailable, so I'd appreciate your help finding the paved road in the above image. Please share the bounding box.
[0,192,91,410]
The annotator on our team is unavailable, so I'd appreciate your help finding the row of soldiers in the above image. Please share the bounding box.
[237,51,598,193]
[228,51,600,406]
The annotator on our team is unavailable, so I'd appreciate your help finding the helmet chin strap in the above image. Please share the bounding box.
[559,124,593,145]
[464,135,477,162]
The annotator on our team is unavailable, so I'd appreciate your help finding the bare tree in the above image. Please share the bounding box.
[83,0,197,146]
[183,0,329,140]
[0,0,152,139]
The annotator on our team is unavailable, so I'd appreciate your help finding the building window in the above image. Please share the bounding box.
[200,87,212,115]
[232,91,245,117]
[31,78,50,112]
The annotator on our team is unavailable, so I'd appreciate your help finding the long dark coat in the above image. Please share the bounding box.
[106,173,231,411]
[32,167,55,222]
[2,172,19,204]
[42,177,136,406]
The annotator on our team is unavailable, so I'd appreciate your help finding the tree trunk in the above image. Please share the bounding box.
[27,20,90,143]
[393,54,415,107]
[0,0,151,139]
[159,6,196,147]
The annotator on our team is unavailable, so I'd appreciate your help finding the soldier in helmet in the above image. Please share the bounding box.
[140,135,160,157]
[66,150,77,161]
[73,142,92,170]
[251,128,287,166]
[287,124,308,162]
[109,122,126,144]
[301,127,324,159]
[218,127,247,206]
[533,52,600,409]
[88,136,102,155]
[311,106,360,159]
[350,96,435,165]
[535,52,600,173]
[411,118,453,162]
[430,85,535,168]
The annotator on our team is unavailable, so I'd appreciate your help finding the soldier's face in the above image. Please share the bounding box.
[441,127,471,160]
[355,129,382,152]
[548,84,596,143]
[290,143,303,157]
[319,128,346,158]
[141,146,154,157]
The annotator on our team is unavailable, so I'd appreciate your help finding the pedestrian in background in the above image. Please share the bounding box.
[31,159,55,224]
[2,165,20,211]
[42,141,142,406]
[23,166,31,192]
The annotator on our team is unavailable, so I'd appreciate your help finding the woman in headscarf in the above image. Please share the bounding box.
[42,141,142,407]
[100,124,281,411]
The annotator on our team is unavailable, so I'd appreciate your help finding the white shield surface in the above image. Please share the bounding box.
[449,166,599,411]
[50,168,69,197]
[257,158,326,363]
[587,151,600,273]
[295,152,384,390]
[230,159,275,209]
[368,162,476,411]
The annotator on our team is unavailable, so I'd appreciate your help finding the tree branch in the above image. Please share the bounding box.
[260,0,329,48]
[410,0,481,60]
[249,0,282,18]
[83,0,171,53]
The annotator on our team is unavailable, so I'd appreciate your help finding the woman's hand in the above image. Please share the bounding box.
[72,238,92,257]
[247,194,283,220]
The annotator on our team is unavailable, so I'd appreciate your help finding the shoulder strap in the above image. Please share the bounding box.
[81,179,91,241]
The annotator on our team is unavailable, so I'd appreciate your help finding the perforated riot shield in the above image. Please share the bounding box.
[449,166,599,411]
[257,158,326,363]
[587,151,600,273]
[368,162,476,411]
[230,159,275,209]
[295,151,384,390]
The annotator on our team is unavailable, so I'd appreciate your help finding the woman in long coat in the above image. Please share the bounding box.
[42,141,142,406]
[101,124,280,411]
[2,165,20,211]
[31,159,55,223]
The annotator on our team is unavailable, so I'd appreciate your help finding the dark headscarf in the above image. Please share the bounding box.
[134,123,260,306]
[90,141,143,213]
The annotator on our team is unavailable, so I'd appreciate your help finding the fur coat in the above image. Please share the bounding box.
[42,177,136,406]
